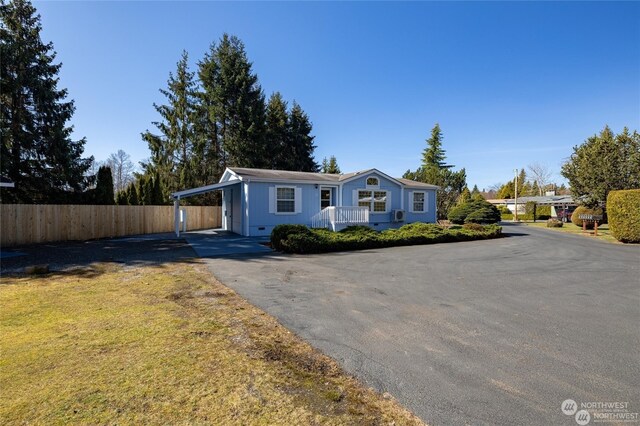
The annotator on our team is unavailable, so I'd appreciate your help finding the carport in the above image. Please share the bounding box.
[171,180,241,237]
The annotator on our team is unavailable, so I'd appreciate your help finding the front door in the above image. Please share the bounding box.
[320,187,334,210]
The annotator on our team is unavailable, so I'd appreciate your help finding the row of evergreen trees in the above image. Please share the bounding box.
[1,0,319,205]
[139,36,318,205]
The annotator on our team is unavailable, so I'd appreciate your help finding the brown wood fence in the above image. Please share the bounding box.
[0,204,222,247]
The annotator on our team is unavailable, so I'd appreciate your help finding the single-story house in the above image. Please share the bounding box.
[172,167,439,237]
[487,195,577,220]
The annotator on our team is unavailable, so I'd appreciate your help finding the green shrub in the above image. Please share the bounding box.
[465,207,501,224]
[501,213,513,221]
[271,224,311,252]
[497,205,511,215]
[546,219,563,228]
[448,200,501,224]
[270,222,503,254]
[463,222,484,231]
[607,189,640,243]
[571,206,604,229]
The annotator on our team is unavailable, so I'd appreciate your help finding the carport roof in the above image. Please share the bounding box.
[171,180,240,199]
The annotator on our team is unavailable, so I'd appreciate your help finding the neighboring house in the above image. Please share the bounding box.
[172,167,438,237]
[487,195,577,220]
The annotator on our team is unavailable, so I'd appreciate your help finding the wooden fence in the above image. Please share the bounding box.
[0,204,222,247]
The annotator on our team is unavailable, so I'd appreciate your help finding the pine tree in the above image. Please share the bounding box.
[405,124,466,219]
[321,156,341,174]
[125,183,139,205]
[288,101,318,172]
[0,0,93,203]
[93,166,115,204]
[115,190,128,205]
[212,34,267,168]
[422,123,453,170]
[265,92,289,169]
[142,50,198,200]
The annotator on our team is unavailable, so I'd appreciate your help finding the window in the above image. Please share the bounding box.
[276,187,295,213]
[373,191,387,212]
[358,190,387,212]
[413,192,426,212]
[366,176,379,187]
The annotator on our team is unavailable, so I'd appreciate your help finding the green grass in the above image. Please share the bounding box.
[0,262,423,425]
[521,221,620,244]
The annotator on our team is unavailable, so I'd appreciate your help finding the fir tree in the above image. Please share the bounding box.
[212,34,267,168]
[404,124,466,219]
[142,50,197,199]
[125,183,139,205]
[265,92,289,169]
[288,101,318,172]
[93,166,115,204]
[0,0,93,203]
[321,156,341,174]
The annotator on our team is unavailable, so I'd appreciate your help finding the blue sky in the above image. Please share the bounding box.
[35,1,639,190]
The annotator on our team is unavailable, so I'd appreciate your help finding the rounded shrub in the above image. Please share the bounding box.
[462,222,484,231]
[546,218,563,228]
[607,189,640,243]
[571,206,604,229]
[448,200,501,224]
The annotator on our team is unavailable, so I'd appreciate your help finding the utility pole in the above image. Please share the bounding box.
[514,169,519,221]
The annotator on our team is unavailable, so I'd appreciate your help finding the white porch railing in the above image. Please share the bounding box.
[311,206,370,231]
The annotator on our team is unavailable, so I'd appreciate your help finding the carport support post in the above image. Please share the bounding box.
[174,198,180,237]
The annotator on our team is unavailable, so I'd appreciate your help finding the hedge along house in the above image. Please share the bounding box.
[171,167,438,237]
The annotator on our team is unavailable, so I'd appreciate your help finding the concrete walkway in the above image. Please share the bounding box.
[181,229,273,258]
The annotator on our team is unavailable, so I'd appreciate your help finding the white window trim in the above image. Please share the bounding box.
[411,191,427,213]
[356,189,390,214]
[275,185,297,215]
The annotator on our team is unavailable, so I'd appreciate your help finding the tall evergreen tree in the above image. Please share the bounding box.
[288,101,318,172]
[265,92,289,169]
[212,34,267,168]
[404,124,466,219]
[142,51,198,199]
[1,0,93,203]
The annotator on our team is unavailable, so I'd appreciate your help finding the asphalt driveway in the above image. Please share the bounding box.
[204,223,640,425]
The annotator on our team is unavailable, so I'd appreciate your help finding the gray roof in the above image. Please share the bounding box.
[229,168,341,182]
[397,178,440,189]
[228,167,439,188]
[489,195,576,205]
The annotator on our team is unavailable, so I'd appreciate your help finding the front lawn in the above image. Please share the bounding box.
[272,222,502,254]
[0,262,422,425]
[521,221,619,244]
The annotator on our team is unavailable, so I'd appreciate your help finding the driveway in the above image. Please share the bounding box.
[204,223,640,425]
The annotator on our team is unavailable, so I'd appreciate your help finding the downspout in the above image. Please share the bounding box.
[174,197,180,237]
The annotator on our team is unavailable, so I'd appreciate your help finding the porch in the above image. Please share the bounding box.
[310,206,370,231]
